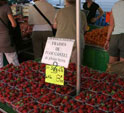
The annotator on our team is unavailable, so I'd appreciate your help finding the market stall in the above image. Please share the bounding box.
[0,61,124,113]
[1,0,123,113]
[83,26,109,72]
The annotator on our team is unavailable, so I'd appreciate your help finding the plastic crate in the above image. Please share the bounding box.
[83,45,109,72]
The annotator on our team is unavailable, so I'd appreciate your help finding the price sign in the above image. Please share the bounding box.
[41,37,75,68]
[45,65,64,85]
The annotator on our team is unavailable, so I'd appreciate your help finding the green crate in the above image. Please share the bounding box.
[83,45,109,72]
[0,102,17,113]
[88,25,102,32]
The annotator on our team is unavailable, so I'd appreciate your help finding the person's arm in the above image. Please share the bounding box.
[91,7,103,23]
[53,12,58,29]
[8,14,16,28]
[53,16,57,29]
[104,12,114,50]
[106,12,114,41]
[96,7,103,20]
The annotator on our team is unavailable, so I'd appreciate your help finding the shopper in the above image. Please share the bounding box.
[104,0,124,64]
[53,0,87,64]
[28,0,56,59]
[0,0,19,68]
[83,0,103,24]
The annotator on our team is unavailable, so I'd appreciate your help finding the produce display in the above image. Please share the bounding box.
[0,61,124,113]
[85,26,108,47]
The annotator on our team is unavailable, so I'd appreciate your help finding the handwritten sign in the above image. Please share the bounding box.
[41,37,75,68]
[45,65,64,85]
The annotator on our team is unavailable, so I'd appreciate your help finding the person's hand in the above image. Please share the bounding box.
[91,17,97,23]
[104,40,110,51]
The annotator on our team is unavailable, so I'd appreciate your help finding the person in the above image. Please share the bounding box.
[83,0,103,24]
[0,0,19,68]
[28,0,56,59]
[53,0,87,64]
[104,0,124,64]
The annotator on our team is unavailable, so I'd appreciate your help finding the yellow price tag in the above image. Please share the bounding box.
[45,65,64,85]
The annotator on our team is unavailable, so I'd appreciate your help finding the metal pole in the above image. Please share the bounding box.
[76,0,81,95]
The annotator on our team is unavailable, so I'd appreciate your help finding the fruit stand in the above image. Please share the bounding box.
[0,61,124,113]
[2,0,124,112]
[83,26,109,72]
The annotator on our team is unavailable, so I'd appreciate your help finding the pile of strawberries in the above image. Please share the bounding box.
[0,61,124,113]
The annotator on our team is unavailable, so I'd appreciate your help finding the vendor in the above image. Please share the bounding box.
[83,0,103,24]
[104,0,124,64]
[53,0,87,64]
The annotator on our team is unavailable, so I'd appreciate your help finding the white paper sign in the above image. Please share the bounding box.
[41,37,75,68]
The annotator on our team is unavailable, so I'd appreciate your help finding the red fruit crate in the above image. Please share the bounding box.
[50,95,72,108]
[20,60,46,74]
[0,63,15,72]
[74,90,96,103]
[32,63,45,73]
[3,73,27,88]
[81,71,94,78]
[32,87,53,100]
[16,80,33,93]
[32,104,61,113]
[81,78,99,90]
[112,90,124,102]
[0,85,24,105]
[81,77,88,83]
[99,99,121,112]
[86,93,110,107]
[25,72,45,83]
[114,77,124,88]
[113,103,124,113]
[92,72,109,81]
[64,71,75,81]
[20,60,38,68]
[55,85,76,96]
[66,63,76,72]
[59,99,82,113]
[81,66,92,76]
[65,74,76,87]
[37,92,61,104]
[12,96,35,110]
[0,83,11,103]
[0,71,8,82]
[90,82,122,96]
[101,83,122,96]
[103,74,118,84]
[4,88,27,106]
[17,101,41,113]
[72,104,106,113]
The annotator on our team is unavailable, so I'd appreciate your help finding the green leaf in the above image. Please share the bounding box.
[111,90,115,95]
[101,103,105,106]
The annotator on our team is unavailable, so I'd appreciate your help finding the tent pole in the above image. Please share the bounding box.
[76,0,81,95]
